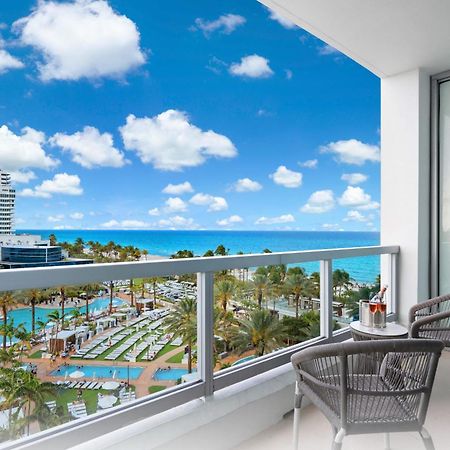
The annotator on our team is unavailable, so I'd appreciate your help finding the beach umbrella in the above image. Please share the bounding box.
[69,370,85,379]
[102,381,120,390]
[98,395,117,409]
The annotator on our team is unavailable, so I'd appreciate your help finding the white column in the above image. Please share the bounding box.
[381,68,430,324]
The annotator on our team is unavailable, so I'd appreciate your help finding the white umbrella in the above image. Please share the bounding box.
[69,370,85,379]
[102,381,120,390]
[98,395,117,409]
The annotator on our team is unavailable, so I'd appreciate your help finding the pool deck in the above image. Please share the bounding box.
[22,339,188,398]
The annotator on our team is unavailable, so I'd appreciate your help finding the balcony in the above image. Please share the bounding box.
[0,245,398,449]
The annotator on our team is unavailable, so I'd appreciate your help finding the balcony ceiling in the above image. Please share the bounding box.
[259,0,450,78]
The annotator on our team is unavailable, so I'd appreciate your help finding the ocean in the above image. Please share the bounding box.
[19,230,380,284]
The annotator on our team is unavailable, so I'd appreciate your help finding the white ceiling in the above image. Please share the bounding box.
[259,0,450,78]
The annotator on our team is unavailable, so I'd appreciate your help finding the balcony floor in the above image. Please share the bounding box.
[236,351,450,450]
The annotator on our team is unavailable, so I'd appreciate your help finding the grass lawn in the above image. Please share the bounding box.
[46,385,136,416]
[148,385,166,394]
[29,350,43,359]
[167,351,185,364]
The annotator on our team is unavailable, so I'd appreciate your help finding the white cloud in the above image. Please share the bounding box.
[50,126,127,168]
[14,0,145,81]
[164,197,188,213]
[301,190,335,214]
[255,214,295,225]
[10,170,36,184]
[229,54,274,78]
[285,69,293,80]
[216,215,243,227]
[267,10,296,29]
[192,14,246,35]
[101,219,148,229]
[69,212,84,220]
[157,215,198,230]
[19,173,83,198]
[322,223,340,231]
[343,210,367,222]
[162,181,194,195]
[231,178,262,192]
[270,165,302,188]
[0,125,58,171]
[299,159,318,169]
[320,139,380,165]
[317,44,340,56]
[120,110,237,171]
[338,186,380,210]
[190,193,228,211]
[341,173,368,185]
[358,201,380,210]
[148,208,160,216]
[48,214,64,222]
[0,39,24,74]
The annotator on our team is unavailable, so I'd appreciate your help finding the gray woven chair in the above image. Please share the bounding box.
[409,294,450,345]
[291,339,443,450]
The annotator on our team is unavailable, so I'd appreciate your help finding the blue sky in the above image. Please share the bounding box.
[0,0,380,232]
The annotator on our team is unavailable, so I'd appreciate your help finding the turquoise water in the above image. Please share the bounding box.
[231,355,257,366]
[153,368,195,381]
[50,364,144,380]
[19,230,381,283]
[3,297,124,332]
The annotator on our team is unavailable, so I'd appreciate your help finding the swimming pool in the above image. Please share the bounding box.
[231,355,256,366]
[50,364,144,380]
[2,297,125,332]
[153,368,196,381]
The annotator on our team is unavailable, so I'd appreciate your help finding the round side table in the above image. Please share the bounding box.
[350,321,409,341]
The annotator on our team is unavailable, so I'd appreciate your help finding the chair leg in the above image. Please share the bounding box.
[384,432,391,450]
[419,427,435,450]
[331,428,345,450]
[293,382,303,450]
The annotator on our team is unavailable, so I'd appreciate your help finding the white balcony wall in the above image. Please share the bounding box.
[381,68,430,324]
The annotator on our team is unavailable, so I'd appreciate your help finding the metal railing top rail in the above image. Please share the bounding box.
[0,245,398,291]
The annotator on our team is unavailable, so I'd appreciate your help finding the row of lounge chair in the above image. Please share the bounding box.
[67,401,88,419]
[54,380,103,390]
[105,329,148,361]
[119,388,136,404]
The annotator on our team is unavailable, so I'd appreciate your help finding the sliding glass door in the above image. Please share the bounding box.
[433,75,450,295]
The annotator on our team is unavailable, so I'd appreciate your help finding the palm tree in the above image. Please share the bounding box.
[285,270,314,319]
[165,298,197,373]
[47,310,61,353]
[214,309,237,354]
[233,308,286,357]
[214,279,235,312]
[252,273,271,308]
[147,277,163,308]
[108,281,114,314]
[26,289,40,337]
[59,287,66,323]
[0,292,15,350]
[36,319,48,348]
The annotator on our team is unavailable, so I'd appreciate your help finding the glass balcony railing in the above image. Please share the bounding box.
[0,245,399,449]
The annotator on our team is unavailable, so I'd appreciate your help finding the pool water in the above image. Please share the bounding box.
[50,364,144,380]
[2,297,124,332]
[153,368,196,381]
[231,355,256,366]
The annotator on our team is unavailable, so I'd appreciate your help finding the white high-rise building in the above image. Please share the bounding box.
[0,170,15,234]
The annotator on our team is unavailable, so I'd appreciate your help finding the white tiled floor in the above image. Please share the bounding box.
[235,352,450,450]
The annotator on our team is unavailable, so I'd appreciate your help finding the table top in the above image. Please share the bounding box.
[350,321,408,337]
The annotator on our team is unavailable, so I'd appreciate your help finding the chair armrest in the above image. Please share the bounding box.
[410,309,450,338]
[409,294,450,324]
